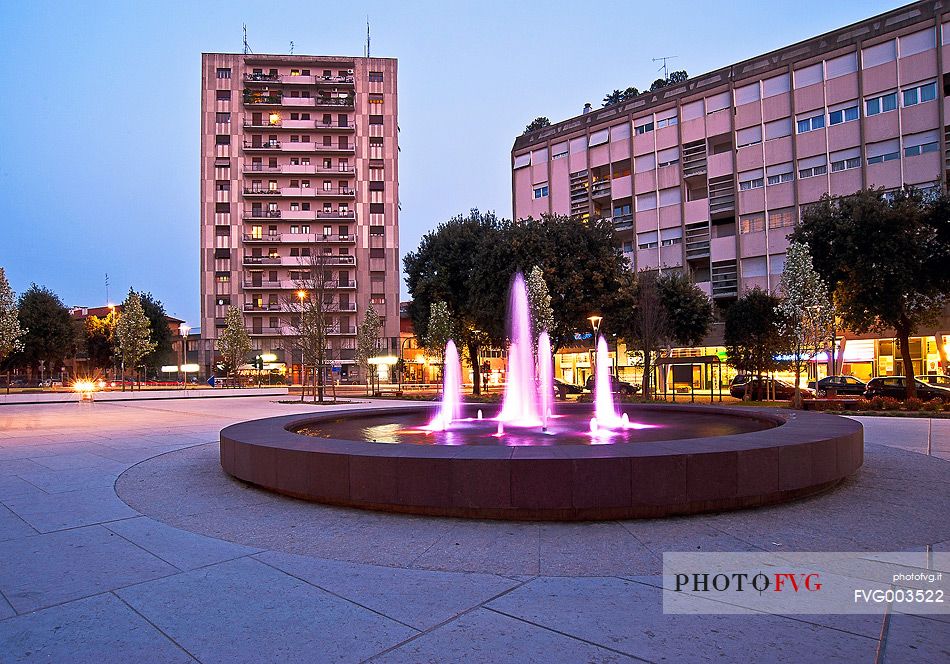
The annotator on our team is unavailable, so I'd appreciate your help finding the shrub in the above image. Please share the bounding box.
[880,397,902,411]
[856,399,872,411]
[868,396,886,411]
[922,398,944,413]
[902,397,924,411]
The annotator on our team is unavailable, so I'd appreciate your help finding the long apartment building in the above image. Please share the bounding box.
[512,1,950,379]
[200,53,399,382]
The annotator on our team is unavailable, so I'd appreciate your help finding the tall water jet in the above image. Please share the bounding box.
[593,335,625,429]
[538,330,554,427]
[497,274,543,426]
[426,339,462,430]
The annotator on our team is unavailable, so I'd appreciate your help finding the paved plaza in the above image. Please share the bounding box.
[0,397,947,662]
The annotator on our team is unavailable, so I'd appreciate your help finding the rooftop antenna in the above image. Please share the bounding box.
[652,55,678,80]
[105,273,109,305]
[289,40,294,55]
[243,24,253,55]
[365,16,370,57]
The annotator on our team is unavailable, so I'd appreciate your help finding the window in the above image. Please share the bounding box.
[637,231,658,249]
[660,227,682,246]
[533,184,549,199]
[369,114,384,125]
[215,90,231,101]
[657,147,679,167]
[623,241,633,253]
[215,112,230,123]
[768,209,795,230]
[215,180,229,191]
[796,113,824,133]
[634,153,656,172]
[865,91,898,116]
[903,130,940,157]
[369,71,384,82]
[736,125,762,148]
[902,81,937,107]
[738,169,764,190]
[830,156,861,172]
[828,105,859,125]
[766,171,793,186]
[215,272,230,283]
[798,164,826,178]
[552,144,568,160]
[368,94,384,105]
[658,187,681,206]
[765,118,792,140]
[634,120,654,135]
[740,214,765,234]
[216,68,231,79]
[215,202,229,213]
[635,192,657,211]
[656,116,678,129]
[215,134,230,145]
[867,139,900,164]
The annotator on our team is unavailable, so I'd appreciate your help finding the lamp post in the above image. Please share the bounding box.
[179,323,190,389]
[587,314,603,385]
[296,290,307,397]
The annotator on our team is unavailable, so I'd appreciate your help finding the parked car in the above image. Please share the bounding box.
[864,376,950,402]
[584,375,639,396]
[919,374,950,388]
[814,375,867,397]
[553,379,583,399]
[729,377,813,400]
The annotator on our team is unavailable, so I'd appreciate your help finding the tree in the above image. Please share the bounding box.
[525,265,554,348]
[216,306,251,385]
[604,87,641,106]
[650,70,689,92]
[84,310,118,372]
[0,268,24,393]
[15,284,74,382]
[356,305,382,395]
[138,293,175,377]
[614,270,712,399]
[423,300,454,377]
[523,116,551,134]
[775,242,834,408]
[114,290,156,390]
[724,287,787,400]
[793,188,950,398]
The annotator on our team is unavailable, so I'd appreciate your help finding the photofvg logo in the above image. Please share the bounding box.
[662,552,950,615]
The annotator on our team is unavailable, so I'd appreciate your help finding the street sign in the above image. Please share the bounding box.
[207,376,216,387]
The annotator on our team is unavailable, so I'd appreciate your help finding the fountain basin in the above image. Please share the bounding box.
[220,404,863,520]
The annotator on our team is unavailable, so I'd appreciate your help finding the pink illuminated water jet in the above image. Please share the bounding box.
[497,273,546,427]
[425,339,462,431]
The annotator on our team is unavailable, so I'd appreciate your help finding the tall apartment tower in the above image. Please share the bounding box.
[512,1,947,305]
[200,53,399,382]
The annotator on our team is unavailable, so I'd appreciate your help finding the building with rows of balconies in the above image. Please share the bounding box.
[512,0,950,385]
[200,53,398,382]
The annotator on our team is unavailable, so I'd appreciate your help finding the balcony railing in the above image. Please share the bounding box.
[244,73,281,82]
[326,280,357,289]
[243,279,282,288]
[243,120,282,128]
[242,256,282,265]
[242,163,355,174]
[243,233,282,242]
[243,140,281,150]
[243,92,283,105]
[315,122,353,130]
[244,303,282,312]
[313,96,354,107]
[245,209,282,218]
[243,187,281,195]
[328,326,357,335]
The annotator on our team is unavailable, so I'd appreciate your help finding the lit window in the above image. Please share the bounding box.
[740,214,765,234]
[767,209,795,229]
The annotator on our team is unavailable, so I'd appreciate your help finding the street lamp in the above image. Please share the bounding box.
[588,314,603,384]
[179,323,190,388]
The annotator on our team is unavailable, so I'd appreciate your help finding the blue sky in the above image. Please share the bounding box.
[0,0,897,325]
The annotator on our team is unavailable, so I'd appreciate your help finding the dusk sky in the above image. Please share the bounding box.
[0,0,896,327]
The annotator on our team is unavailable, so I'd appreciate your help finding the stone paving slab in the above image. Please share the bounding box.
[115,556,416,664]
[255,550,522,631]
[486,576,881,662]
[0,593,196,663]
[0,525,177,613]
[103,516,262,571]
[1,486,139,532]
[372,606,634,663]
[0,504,38,542]
[882,614,950,662]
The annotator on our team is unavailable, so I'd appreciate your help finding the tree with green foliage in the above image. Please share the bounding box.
[793,188,950,398]
[615,270,712,399]
[138,292,175,377]
[356,305,382,395]
[724,287,787,400]
[775,242,834,408]
[523,117,551,134]
[115,290,156,390]
[0,268,25,393]
[525,265,554,348]
[15,284,74,382]
[84,310,118,372]
[650,70,689,92]
[423,300,454,376]
[216,306,251,385]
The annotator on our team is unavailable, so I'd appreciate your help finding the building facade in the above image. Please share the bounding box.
[512,0,950,385]
[200,53,400,382]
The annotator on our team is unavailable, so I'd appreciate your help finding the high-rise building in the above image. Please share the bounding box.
[512,0,950,381]
[200,53,399,382]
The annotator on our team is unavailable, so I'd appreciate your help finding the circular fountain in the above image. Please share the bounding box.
[221,274,863,520]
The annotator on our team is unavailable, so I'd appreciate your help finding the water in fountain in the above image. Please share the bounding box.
[425,339,462,430]
[593,335,626,430]
[538,330,554,428]
[497,273,544,427]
